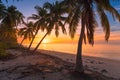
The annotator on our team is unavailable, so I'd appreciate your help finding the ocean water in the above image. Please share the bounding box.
[24,41,120,61]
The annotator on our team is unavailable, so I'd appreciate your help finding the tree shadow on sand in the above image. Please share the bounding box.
[70,70,115,80]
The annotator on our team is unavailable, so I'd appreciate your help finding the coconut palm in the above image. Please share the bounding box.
[1,5,24,30]
[32,1,67,52]
[27,6,48,50]
[18,21,35,46]
[63,0,120,73]
[0,5,24,45]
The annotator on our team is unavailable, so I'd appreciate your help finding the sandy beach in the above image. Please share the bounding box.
[0,48,119,80]
[0,0,120,80]
[40,49,120,79]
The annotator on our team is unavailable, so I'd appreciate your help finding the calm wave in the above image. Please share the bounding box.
[24,41,120,61]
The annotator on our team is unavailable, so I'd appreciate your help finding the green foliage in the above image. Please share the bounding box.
[43,1,67,36]
[0,5,24,49]
[64,0,120,45]
[0,42,10,59]
[0,36,19,49]
[18,21,35,41]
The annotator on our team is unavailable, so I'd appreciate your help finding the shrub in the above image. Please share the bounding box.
[0,42,11,60]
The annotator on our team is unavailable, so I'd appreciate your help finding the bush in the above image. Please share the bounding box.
[0,42,11,60]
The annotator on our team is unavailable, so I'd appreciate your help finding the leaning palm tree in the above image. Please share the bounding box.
[63,0,120,73]
[27,6,48,50]
[0,5,24,46]
[18,21,34,46]
[32,1,67,52]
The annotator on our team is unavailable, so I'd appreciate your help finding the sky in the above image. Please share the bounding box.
[2,0,120,44]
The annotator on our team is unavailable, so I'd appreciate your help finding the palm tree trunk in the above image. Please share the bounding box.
[28,31,38,50]
[28,33,37,50]
[75,17,85,73]
[32,32,48,53]
[20,38,25,46]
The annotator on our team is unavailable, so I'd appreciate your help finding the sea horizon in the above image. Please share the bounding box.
[23,40,120,61]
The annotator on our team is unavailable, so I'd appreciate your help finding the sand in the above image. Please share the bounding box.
[0,48,119,80]
[40,50,120,79]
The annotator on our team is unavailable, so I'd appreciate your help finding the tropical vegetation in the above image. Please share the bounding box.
[0,4,24,48]
[0,0,120,76]
[27,6,48,50]
[63,0,120,73]
[28,1,67,52]
[18,21,35,46]
[0,3,24,58]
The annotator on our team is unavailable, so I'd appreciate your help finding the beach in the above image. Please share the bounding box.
[0,0,120,80]
[0,48,119,80]
[40,50,120,79]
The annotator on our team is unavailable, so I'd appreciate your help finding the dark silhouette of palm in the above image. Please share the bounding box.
[32,1,67,52]
[18,22,35,46]
[27,6,48,50]
[1,5,24,27]
[63,0,120,73]
[0,5,24,46]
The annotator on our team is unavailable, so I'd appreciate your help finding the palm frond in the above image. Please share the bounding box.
[68,5,81,38]
[55,23,59,37]
[94,0,120,21]
[59,21,67,34]
[97,4,110,41]
[43,2,53,10]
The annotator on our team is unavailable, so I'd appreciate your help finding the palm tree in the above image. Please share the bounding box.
[1,5,24,30]
[27,6,48,50]
[0,5,24,46]
[63,0,120,73]
[18,21,34,46]
[32,1,67,52]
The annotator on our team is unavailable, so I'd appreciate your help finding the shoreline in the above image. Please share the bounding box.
[39,49,120,79]
[39,49,120,62]
[0,48,120,80]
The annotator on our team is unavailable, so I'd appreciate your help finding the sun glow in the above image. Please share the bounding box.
[42,39,50,44]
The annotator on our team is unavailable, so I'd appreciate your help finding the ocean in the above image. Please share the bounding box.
[23,41,120,61]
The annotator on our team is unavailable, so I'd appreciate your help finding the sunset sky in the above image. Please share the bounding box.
[1,1,120,79]
[3,0,120,44]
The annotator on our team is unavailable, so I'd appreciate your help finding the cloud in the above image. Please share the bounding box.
[114,5,120,11]
[116,7,120,10]
[91,26,120,35]
[111,26,120,32]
